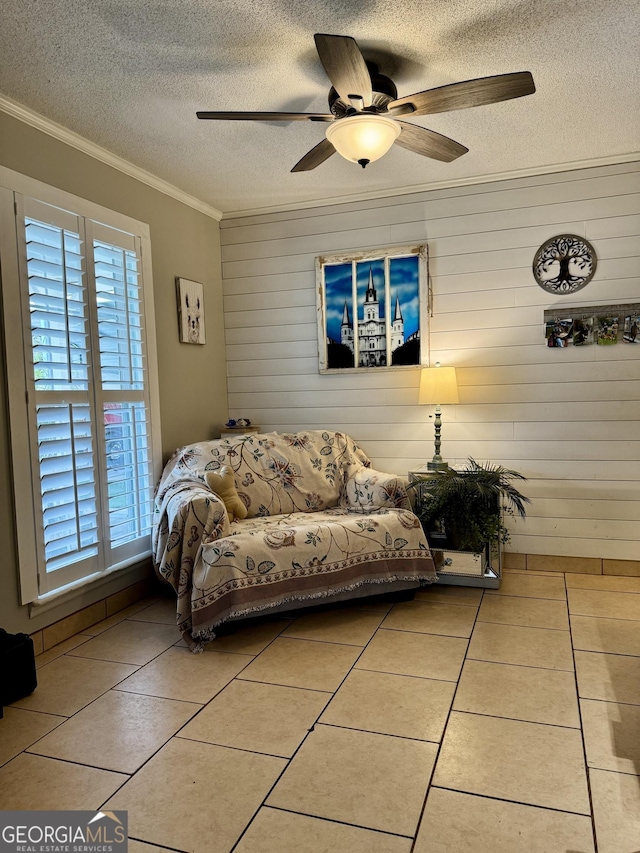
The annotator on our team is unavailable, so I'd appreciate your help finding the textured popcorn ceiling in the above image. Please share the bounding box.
[1,0,639,215]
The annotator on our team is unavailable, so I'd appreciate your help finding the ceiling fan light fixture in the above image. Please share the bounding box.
[325,114,400,167]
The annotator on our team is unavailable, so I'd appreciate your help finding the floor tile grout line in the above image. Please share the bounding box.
[97,613,328,787]
[173,734,294,761]
[35,635,95,667]
[127,836,184,853]
[465,653,574,672]
[316,720,442,745]
[3,704,70,720]
[257,632,380,648]
[335,666,460,685]
[391,593,482,604]
[568,612,640,623]
[20,748,134,777]
[233,677,334,695]
[10,658,148,725]
[428,783,593,819]
[475,618,570,632]
[583,765,640,779]
[60,605,285,680]
[376,626,474,639]
[485,591,568,602]
[109,687,207,706]
[254,803,416,840]
[353,664,458,683]
[574,646,640,662]
[570,611,640,625]
[228,591,419,853]
[578,694,640,709]
[450,707,583,732]
[46,599,165,645]
[64,647,170,667]
[375,624,478,638]
[157,631,284,740]
[473,620,574,634]
[566,587,640,595]
[566,573,600,853]
[461,656,574,673]
[0,713,70,772]
[96,622,298,811]
[408,587,486,853]
[11,579,636,844]
[269,635,379,647]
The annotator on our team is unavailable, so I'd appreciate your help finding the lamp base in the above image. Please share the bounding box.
[427,460,450,471]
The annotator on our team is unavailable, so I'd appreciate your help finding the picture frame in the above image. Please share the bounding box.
[176,277,206,345]
[543,302,640,349]
[316,244,429,373]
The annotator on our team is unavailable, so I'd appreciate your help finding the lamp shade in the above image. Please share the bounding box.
[326,114,401,165]
[418,366,459,405]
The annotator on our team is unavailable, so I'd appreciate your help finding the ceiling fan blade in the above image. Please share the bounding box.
[314,34,372,107]
[395,122,469,162]
[389,71,535,117]
[291,138,336,172]
[196,111,334,122]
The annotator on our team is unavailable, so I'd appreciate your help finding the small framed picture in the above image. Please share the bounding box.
[623,314,639,343]
[545,318,573,348]
[176,278,206,345]
[596,315,619,346]
[572,316,594,346]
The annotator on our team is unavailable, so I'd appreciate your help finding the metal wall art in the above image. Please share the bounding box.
[533,234,597,294]
[316,244,429,373]
[544,303,639,348]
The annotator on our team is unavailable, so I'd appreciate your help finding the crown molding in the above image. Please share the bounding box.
[3,94,637,224]
[0,95,223,221]
[222,152,640,220]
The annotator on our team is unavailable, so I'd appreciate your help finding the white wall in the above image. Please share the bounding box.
[220,162,640,561]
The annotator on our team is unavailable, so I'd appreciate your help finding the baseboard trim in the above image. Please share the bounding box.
[503,552,640,577]
[29,576,164,654]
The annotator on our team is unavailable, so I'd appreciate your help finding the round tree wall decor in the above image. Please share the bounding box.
[533,234,597,294]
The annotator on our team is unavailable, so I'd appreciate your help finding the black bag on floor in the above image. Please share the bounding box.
[0,629,37,712]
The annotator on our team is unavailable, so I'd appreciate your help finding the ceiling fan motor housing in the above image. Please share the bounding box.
[328,63,398,116]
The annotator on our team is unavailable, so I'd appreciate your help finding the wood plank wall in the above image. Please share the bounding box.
[220,162,640,561]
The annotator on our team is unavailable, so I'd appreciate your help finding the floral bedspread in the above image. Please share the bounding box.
[152,431,437,646]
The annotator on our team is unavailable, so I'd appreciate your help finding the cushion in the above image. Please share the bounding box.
[205,465,248,521]
[346,469,412,512]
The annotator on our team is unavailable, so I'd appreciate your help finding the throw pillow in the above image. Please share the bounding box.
[205,466,248,521]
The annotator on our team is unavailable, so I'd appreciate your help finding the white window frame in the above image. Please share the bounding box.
[0,166,162,605]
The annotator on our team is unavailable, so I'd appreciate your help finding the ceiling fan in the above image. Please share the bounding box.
[197,33,535,172]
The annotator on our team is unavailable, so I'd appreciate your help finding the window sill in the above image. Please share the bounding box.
[29,553,152,618]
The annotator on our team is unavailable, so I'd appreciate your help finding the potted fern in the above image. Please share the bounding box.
[409,458,531,554]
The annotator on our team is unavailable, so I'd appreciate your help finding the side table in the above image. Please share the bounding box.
[408,465,502,589]
[220,426,262,437]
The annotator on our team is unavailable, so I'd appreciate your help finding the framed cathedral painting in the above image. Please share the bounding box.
[316,244,429,373]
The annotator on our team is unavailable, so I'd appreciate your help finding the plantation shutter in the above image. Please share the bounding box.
[20,197,100,593]
[15,195,156,597]
[88,221,155,565]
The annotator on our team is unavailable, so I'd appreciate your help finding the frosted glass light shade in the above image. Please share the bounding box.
[326,114,401,164]
[419,366,459,405]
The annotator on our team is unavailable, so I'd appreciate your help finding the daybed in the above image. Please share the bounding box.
[152,430,436,647]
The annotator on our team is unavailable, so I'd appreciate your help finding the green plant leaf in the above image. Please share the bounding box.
[410,458,531,550]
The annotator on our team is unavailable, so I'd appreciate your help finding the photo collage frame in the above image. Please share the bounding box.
[543,303,640,349]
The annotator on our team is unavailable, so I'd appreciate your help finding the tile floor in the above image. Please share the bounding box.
[1,570,640,852]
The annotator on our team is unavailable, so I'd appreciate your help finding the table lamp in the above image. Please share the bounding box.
[418,364,459,470]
